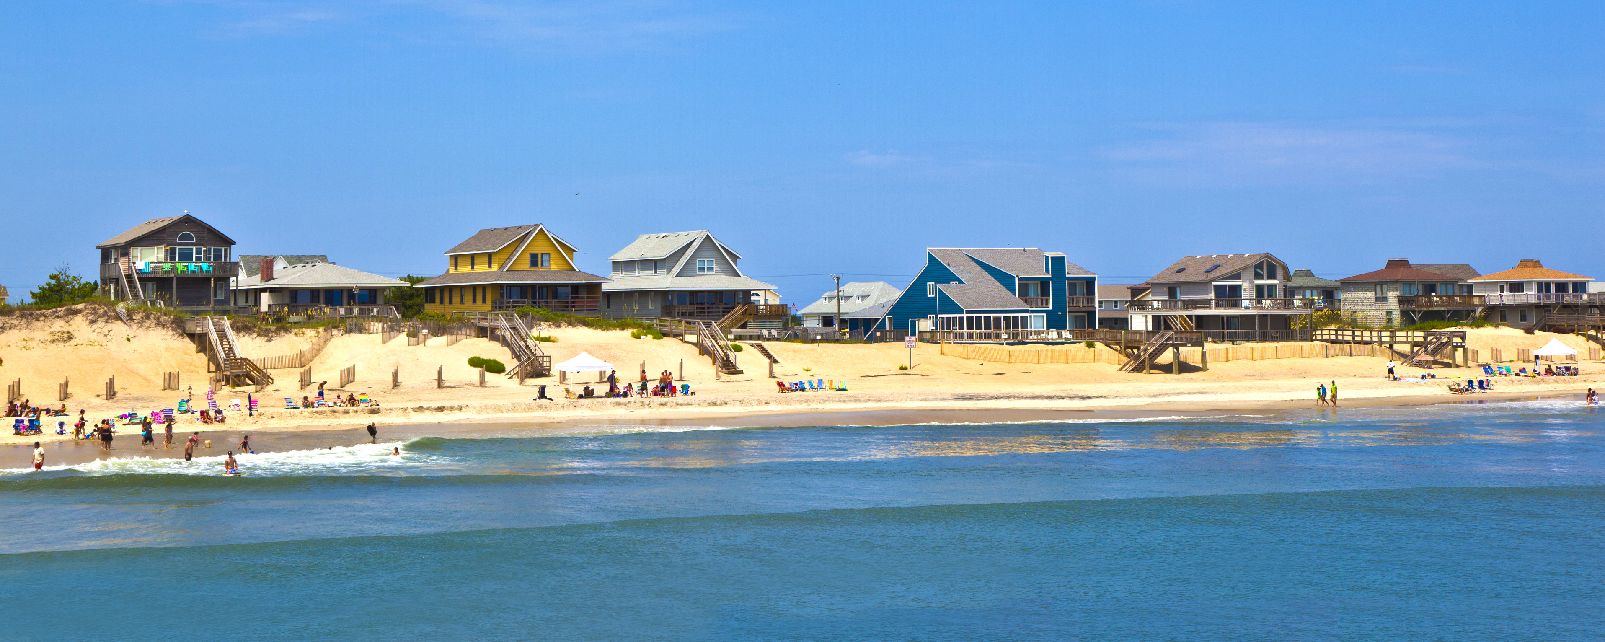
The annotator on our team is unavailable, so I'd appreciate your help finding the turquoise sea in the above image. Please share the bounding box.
[2,401,1602,640]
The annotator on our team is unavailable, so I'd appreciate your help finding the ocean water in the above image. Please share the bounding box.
[2,401,1602,640]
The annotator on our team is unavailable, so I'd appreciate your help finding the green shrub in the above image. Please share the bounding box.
[897,364,909,371]
[481,359,506,374]
[729,343,744,352]
[531,335,557,343]
[467,356,485,368]
[629,328,664,340]
[1083,341,1096,349]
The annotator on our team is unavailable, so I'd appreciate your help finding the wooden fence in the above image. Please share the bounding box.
[256,328,340,370]
[338,365,356,388]
[299,367,313,390]
[941,341,1409,366]
[104,376,116,401]
[57,378,68,402]
[5,379,19,403]
[161,371,181,391]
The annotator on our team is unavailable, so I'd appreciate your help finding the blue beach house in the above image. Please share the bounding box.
[876,248,1098,338]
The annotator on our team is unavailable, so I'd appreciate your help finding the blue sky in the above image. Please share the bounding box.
[3,1,1603,301]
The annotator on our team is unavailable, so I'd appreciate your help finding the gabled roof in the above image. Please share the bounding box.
[444,225,538,255]
[797,281,903,316]
[416,269,607,288]
[1288,269,1340,288]
[1469,259,1590,282]
[1145,253,1278,284]
[235,261,406,290]
[610,230,742,262]
[928,249,1030,310]
[1340,259,1476,283]
[239,255,330,278]
[97,213,236,248]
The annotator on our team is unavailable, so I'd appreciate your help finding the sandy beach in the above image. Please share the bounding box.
[4,305,1601,467]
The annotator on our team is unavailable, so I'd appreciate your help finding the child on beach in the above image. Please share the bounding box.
[32,442,43,471]
[1316,383,1328,406]
[224,451,240,476]
[1588,388,1598,405]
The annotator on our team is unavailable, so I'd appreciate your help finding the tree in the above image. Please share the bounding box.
[29,266,99,308]
[386,275,428,318]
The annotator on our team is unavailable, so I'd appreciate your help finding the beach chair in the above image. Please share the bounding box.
[176,399,191,414]
[11,419,23,435]
[680,384,692,396]
[1448,383,1469,394]
[358,393,373,405]
[776,381,790,393]
[249,398,259,413]
[815,379,825,391]
[1481,364,1496,376]
[228,399,242,412]
[284,397,301,409]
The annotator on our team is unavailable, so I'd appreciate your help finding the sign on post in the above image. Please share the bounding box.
[904,336,916,370]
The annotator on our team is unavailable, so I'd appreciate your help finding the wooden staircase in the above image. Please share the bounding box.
[1404,331,1455,366]
[716,304,756,333]
[116,257,150,304]
[695,320,743,374]
[1120,330,1176,373]
[204,317,273,388]
[748,342,779,364]
[491,312,552,379]
[1164,315,1195,332]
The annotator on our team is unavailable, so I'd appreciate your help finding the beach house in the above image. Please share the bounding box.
[416,224,607,316]
[1288,269,1342,310]
[231,255,407,317]
[798,281,902,336]
[96,213,236,311]
[1127,253,1311,340]
[1096,285,1133,330]
[876,248,1097,339]
[1338,259,1480,327]
[1469,259,1596,327]
[600,230,786,329]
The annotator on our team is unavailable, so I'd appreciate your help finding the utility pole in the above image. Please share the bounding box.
[833,274,843,338]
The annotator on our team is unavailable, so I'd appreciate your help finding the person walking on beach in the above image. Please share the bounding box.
[32,442,44,471]
[1329,380,1339,406]
[140,421,154,447]
[239,434,252,454]
[366,423,378,444]
[100,422,114,451]
[1588,388,1598,405]
[162,418,172,449]
[184,432,199,462]
[1317,383,1328,406]
[1386,360,1396,380]
[247,392,255,417]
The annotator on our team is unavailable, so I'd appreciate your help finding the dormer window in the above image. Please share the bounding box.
[176,232,196,244]
[696,258,715,274]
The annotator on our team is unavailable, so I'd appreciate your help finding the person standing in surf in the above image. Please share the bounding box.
[162,417,172,449]
[184,432,199,462]
[366,423,378,444]
[32,441,44,471]
[140,421,153,447]
[1329,380,1339,406]
[224,451,240,475]
[239,434,252,454]
[100,421,114,451]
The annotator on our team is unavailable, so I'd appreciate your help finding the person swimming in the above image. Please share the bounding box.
[391,447,400,456]
[224,451,240,476]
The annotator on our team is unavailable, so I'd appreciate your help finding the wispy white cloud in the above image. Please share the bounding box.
[160,0,740,50]
[1100,121,1487,186]
[843,149,1038,179]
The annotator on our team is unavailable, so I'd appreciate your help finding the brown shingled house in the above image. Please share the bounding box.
[96,212,236,311]
[1338,258,1480,326]
[1127,253,1314,341]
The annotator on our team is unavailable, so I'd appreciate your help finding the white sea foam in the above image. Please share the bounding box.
[2,441,431,477]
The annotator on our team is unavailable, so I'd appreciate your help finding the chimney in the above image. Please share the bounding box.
[260,258,276,282]
[1516,259,1543,269]
[1384,259,1410,269]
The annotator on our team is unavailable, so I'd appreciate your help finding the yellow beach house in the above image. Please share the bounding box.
[416,224,608,315]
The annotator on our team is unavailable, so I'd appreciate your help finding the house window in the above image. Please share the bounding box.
[470,255,477,270]
[696,258,715,274]
[927,283,937,297]
[653,260,661,274]
[1255,284,1278,299]
[176,232,196,244]
[1167,287,1180,300]
[453,256,460,271]
[529,253,550,269]
[1385,311,1395,326]
[1374,284,1387,303]
[425,290,436,304]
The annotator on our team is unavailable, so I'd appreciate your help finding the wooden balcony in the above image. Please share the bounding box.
[493,296,601,314]
[1021,296,1050,308]
[1397,295,1484,309]
[1064,295,1096,309]
[266,304,400,319]
[1479,293,1597,306]
[664,303,789,320]
[102,261,238,280]
[1129,298,1315,312]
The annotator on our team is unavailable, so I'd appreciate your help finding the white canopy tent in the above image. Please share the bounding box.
[1533,338,1577,359]
[554,352,616,383]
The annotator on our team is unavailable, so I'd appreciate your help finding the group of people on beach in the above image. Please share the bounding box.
[6,400,67,420]
[1315,380,1339,406]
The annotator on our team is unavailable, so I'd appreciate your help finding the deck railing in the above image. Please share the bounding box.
[492,296,601,314]
[663,303,789,320]
[265,304,399,318]
[102,261,239,280]
[1397,294,1484,309]
[1129,298,1316,312]
[1479,293,1596,306]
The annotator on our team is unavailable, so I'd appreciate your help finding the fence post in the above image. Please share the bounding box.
[679,359,684,381]
[478,367,486,387]
[105,376,116,401]
[437,366,444,389]
[392,366,400,389]
[59,378,68,402]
